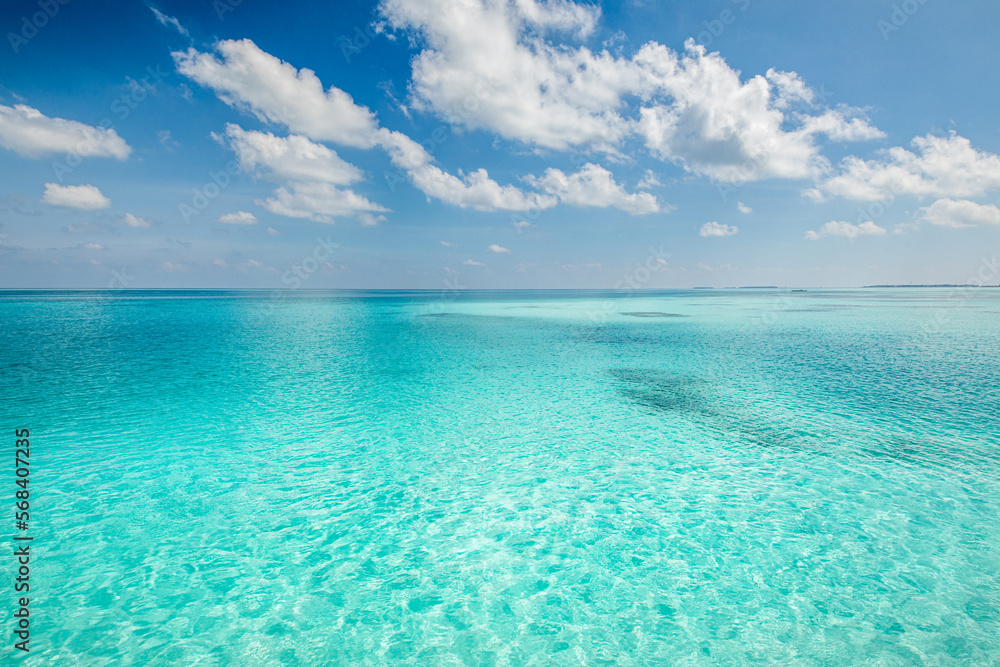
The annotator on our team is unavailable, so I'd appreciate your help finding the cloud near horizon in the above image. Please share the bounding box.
[805,220,887,240]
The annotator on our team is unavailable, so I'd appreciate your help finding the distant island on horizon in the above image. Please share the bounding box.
[862,284,1000,288]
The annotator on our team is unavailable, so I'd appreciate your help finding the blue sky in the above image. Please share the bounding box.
[1,0,999,288]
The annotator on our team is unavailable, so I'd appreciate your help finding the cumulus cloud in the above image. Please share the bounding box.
[42,183,111,210]
[178,42,553,214]
[122,213,155,227]
[804,220,886,240]
[920,198,1000,228]
[487,244,510,253]
[409,165,555,211]
[0,104,130,159]
[255,181,387,223]
[179,28,879,217]
[463,259,484,266]
[217,124,363,184]
[379,0,633,151]
[379,0,881,180]
[173,39,379,148]
[379,128,555,211]
[441,240,458,247]
[635,43,882,182]
[699,221,738,237]
[528,163,661,214]
[737,202,752,214]
[816,133,1000,201]
[217,211,258,225]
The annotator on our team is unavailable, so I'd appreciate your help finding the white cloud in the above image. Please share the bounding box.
[266,227,281,235]
[177,39,553,214]
[737,202,752,214]
[487,244,510,253]
[0,104,130,159]
[217,211,258,225]
[180,31,878,217]
[441,240,458,247]
[463,259,484,266]
[122,213,155,227]
[635,42,882,182]
[379,0,634,151]
[150,7,190,37]
[637,170,662,189]
[804,220,886,240]
[157,129,179,150]
[256,181,387,223]
[173,39,379,148]
[376,128,433,170]
[217,124,363,185]
[65,222,111,233]
[699,221,738,237]
[409,165,556,211]
[797,108,885,142]
[816,133,1000,201]
[920,198,1000,228]
[42,183,111,210]
[378,128,555,211]
[765,69,815,109]
[528,163,661,215]
[82,242,105,250]
[379,0,881,180]
[358,213,386,226]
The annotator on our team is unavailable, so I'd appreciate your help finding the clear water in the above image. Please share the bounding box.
[2,288,999,665]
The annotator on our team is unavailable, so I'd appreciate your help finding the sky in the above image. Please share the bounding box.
[1,0,1000,289]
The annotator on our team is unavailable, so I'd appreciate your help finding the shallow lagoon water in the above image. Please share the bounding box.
[2,288,999,665]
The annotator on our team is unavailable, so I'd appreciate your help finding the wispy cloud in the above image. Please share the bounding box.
[149,7,190,37]
[805,220,886,240]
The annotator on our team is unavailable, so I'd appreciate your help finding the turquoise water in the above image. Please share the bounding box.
[2,289,999,665]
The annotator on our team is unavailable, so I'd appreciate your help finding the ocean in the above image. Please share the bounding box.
[2,288,998,664]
